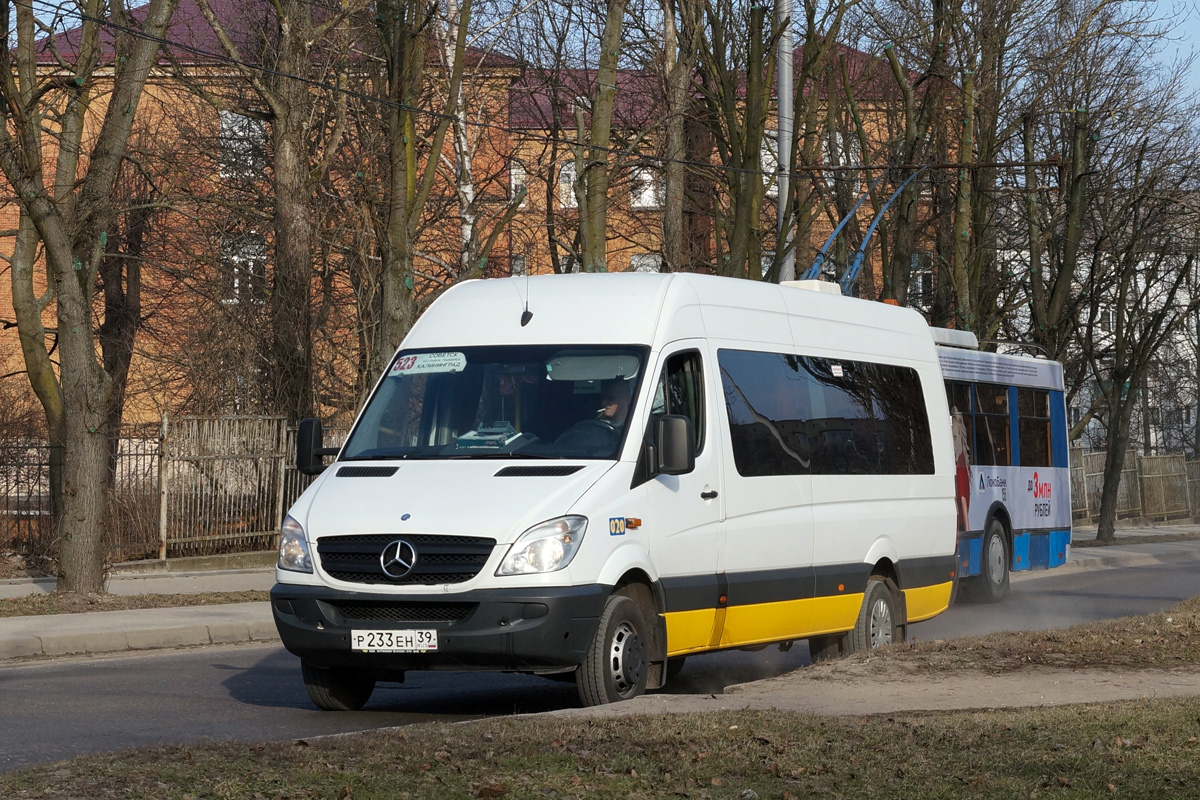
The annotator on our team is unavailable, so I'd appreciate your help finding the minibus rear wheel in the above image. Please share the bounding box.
[577,593,650,706]
[845,578,899,654]
[301,660,376,711]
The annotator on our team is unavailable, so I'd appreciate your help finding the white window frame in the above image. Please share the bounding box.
[761,132,779,199]
[822,131,862,194]
[510,160,527,208]
[559,160,578,209]
[630,253,662,273]
[631,167,664,209]
[218,110,267,180]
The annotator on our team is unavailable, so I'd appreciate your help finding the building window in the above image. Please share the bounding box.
[511,255,526,276]
[823,131,862,194]
[218,110,267,180]
[631,167,664,209]
[510,160,527,207]
[761,252,775,278]
[630,254,662,273]
[561,254,581,273]
[910,253,934,308]
[220,232,266,305]
[761,131,778,199]
[559,160,578,209]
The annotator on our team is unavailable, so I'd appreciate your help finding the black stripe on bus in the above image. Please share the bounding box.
[659,555,957,613]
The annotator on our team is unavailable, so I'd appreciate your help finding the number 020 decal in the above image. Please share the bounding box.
[609,518,626,536]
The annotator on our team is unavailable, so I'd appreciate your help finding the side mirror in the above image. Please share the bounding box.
[657,415,695,476]
[297,418,336,475]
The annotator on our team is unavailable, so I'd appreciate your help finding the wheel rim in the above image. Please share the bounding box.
[868,596,893,648]
[987,532,1006,587]
[607,620,646,697]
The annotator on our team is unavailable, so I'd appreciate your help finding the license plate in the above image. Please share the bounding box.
[350,629,438,652]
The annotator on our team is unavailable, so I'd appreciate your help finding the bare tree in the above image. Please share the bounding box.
[0,0,176,593]
[687,0,781,279]
[195,0,361,422]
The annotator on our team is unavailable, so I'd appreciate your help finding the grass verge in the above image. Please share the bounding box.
[2,700,1199,799]
[828,595,1200,675]
[0,590,270,618]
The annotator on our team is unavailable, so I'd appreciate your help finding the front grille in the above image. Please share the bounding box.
[324,600,477,624]
[317,534,495,585]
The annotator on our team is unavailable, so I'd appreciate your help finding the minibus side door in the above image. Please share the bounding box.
[640,345,726,657]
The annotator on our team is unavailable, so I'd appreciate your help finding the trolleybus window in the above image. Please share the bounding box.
[1018,388,1052,467]
[974,383,1011,466]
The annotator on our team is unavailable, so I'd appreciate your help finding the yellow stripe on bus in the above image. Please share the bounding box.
[903,581,953,622]
[662,608,720,655]
[662,581,954,656]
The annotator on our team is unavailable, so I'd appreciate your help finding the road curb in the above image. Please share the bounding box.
[1015,545,1198,581]
[0,602,281,664]
[0,624,281,662]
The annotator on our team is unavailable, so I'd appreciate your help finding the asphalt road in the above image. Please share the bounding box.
[3,555,1199,775]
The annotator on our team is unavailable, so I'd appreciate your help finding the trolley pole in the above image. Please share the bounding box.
[775,0,794,282]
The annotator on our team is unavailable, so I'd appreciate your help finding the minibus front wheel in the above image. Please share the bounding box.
[301,660,376,711]
[577,593,651,706]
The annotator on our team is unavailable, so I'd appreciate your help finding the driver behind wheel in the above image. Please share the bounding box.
[597,379,632,431]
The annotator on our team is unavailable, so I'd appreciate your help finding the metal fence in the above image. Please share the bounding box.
[0,416,346,563]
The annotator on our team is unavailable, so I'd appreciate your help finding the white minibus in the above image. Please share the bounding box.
[272,273,959,709]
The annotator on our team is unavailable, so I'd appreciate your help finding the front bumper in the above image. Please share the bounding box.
[271,583,610,675]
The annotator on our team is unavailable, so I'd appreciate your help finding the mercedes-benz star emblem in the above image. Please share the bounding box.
[380,539,417,579]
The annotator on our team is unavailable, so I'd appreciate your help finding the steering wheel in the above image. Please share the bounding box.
[555,418,619,450]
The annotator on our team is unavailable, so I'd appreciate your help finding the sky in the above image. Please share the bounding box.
[1157,0,1200,93]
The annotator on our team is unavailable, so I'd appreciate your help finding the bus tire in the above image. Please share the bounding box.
[965,519,1010,603]
[845,578,899,654]
[577,593,650,706]
[301,660,375,711]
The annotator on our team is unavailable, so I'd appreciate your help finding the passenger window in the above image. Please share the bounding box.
[651,351,705,453]
[1018,388,1052,467]
[974,383,1011,467]
[718,349,812,477]
[718,348,934,477]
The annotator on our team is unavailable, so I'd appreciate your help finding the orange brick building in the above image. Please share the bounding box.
[1,1,923,430]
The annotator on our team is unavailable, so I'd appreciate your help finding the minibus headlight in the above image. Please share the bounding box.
[497,516,587,575]
[278,516,313,573]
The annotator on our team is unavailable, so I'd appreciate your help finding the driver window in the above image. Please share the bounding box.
[651,351,705,453]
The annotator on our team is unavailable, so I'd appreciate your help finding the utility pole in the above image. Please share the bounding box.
[775,0,794,282]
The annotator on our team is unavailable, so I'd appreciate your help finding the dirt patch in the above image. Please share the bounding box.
[0,590,270,617]
[0,550,53,580]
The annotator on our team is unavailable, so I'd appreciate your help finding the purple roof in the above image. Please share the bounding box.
[509,43,907,131]
[37,0,518,70]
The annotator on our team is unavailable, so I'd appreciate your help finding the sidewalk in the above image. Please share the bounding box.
[1,524,1198,664]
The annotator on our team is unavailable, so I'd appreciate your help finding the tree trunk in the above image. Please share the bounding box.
[271,132,315,421]
[581,0,629,273]
[1096,386,1137,541]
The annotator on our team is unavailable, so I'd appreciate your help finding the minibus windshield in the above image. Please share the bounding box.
[341,345,647,461]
